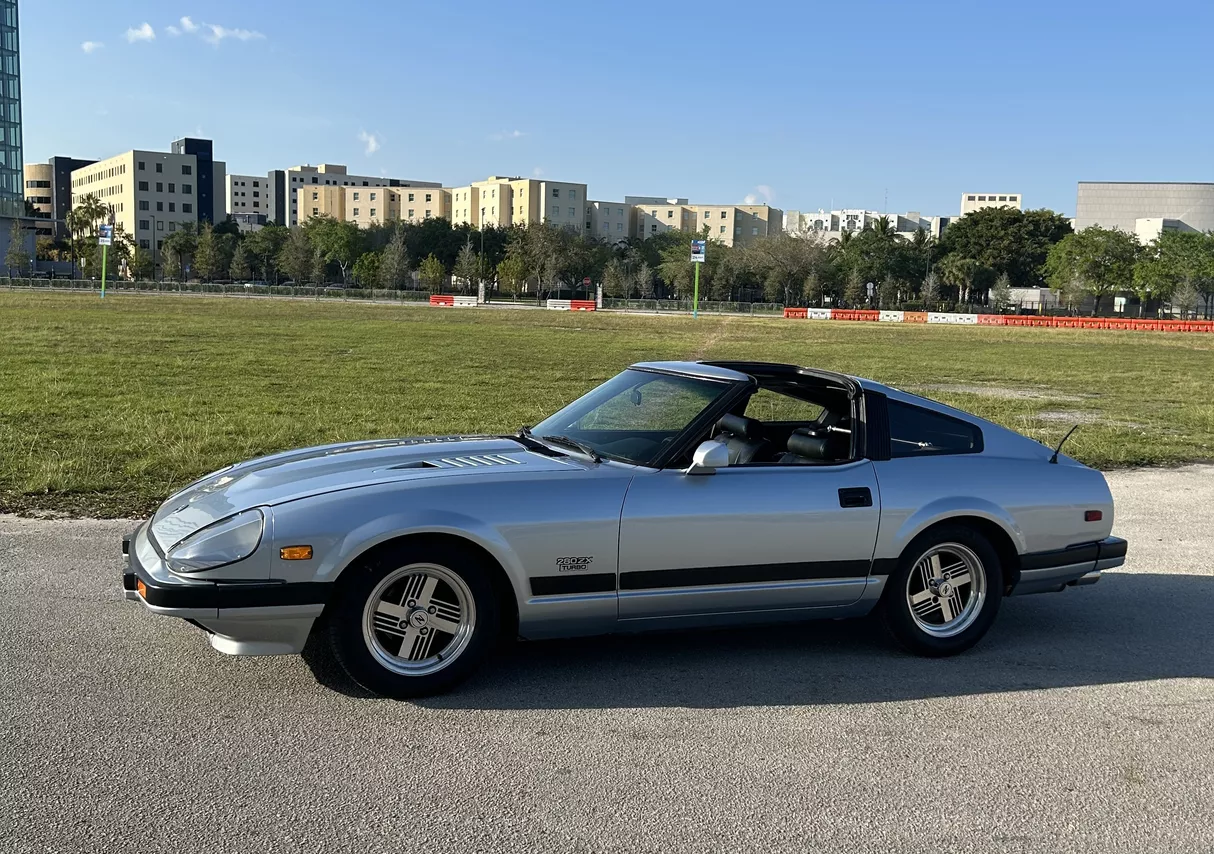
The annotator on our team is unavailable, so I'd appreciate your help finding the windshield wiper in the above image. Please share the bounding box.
[533,433,602,463]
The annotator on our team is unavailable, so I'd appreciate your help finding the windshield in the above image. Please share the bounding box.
[531,369,734,466]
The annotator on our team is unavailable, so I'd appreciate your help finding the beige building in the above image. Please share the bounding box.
[285,164,440,226]
[960,192,1022,215]
[23,161,53,237]
[70,144,226,258]
[300,183,450,227]
[446,176,589,230]
[588,200,633,243]
[692,204,783,247]
[636,201,697,238]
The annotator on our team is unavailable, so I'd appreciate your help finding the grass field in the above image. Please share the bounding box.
[2,291,1212,517]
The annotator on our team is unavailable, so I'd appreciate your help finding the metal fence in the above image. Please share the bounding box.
[602,298,784,315]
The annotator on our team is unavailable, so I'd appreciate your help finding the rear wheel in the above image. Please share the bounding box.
[328,541,499,698]
[882,525,1002,656]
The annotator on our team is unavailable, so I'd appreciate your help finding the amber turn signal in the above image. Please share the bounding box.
[1084,510,1103,522]
[279,545,313,561]
[136,579,147,599]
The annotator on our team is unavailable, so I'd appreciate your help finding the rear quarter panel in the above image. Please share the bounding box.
[871,454,1115,562]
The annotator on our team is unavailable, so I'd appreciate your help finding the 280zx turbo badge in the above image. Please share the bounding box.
[556,556,594,573]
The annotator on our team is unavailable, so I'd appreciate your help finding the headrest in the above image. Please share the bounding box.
[717,413,760,439]
[787,431,828,459]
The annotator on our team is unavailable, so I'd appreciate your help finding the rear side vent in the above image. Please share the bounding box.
[433,454,522,468]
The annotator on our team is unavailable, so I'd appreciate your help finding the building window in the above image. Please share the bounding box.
[617,222,623,232]
[667,210,674,219]
[407,209,414,217]
[425,210,431,218]
[752,226,759,235]
[312,192,318,200]
[370,192,377,200]
[155,163,163,173]
[734,226,741,235]
[139,201,149,211]
[156,202,164,211]
[1009,195,1018,202]
[425,194,432,202]
[138,181,148,191]
[168,222,176,232]
[998,195,1007,201]
[183,203,192,213]
[157,220,164,231]
[370,208,376,217]
[252,202,258,208]
[602,222,609,231]
[570,189,577,200]
[139,219,149,230]
[978,196,986,201]
[720,225,726,233]
[650,224,657,233]
[252,191,258,198]
[312,177,318,184]
[155,182,163,193]
[138,161,145,171]
[408,193,414,202]
[353,192,360,200]
[313,207,319,215]
[569,207,575,216]
[168,183,175,193]
[353,208,360,216]
[720,211,727,219]
[967,195,976,201]
[552,188,560,198]
[139,239,149,249]
[168,202,175,212]
[253,181,259,188]
[182,165,192,175]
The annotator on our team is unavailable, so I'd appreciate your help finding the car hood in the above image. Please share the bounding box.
[149,435,574,550]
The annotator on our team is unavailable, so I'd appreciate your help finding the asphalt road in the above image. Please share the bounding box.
[2,467,1211,854]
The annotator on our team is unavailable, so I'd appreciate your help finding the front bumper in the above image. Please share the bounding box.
[1011,536,1127,596]
[122,523,330,655]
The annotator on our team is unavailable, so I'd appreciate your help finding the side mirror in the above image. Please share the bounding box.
[685,439,730,475]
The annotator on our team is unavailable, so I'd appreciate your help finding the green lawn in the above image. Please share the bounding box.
[2,291,1212,517]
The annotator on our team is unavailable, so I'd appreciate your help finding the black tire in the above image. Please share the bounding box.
[327,540,500,698]
[881,524,1003,657]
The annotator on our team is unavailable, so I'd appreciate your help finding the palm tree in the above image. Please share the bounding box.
[938,255,979,306]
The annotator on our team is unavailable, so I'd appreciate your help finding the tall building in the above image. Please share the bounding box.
[1074,182,1214,242]
[960,192,1022,215]
[631,199,783,247]
[24,156,95,239]
[0,0,22,219]
[588,201,633,243]
[279,164,440,226]
[446,176,589,230]
[226,173,273,227]
[70,139,226,271]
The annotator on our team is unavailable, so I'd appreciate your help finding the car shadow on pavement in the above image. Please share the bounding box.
[301,571,1214,708]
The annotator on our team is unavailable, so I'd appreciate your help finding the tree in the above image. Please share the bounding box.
[747,233,832,306]
[843,270,865,307]
[990,272,1013,312]
[937,255,979,305]
[35,236,56,261]
[160,225,197,282]
[1045,226,1139,315]
[278,227,313,284]
[802,271,824,307]
[1133,230,1214,315]
[5,218,29,275]
[418,253,446,293]
[230,243,252,282]
[193,223,221,282]
[636,261,654,299]
[921,270,940,309]
[245,224,289,283]
[938,206,1072,288]
[452,239,480,295]
[308,216,364,283]
[497,251,527,300]
[601,258,629,298]
[378,227,411,289]
[352,251,381,288]
[311,249,328,285]
[878,273,898,309]
[65,194,108,274]
[128,243,153,280]
[1172,279,1201,318]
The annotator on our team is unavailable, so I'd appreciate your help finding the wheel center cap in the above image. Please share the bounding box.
[936,580,953,598]
[409,610,428,628]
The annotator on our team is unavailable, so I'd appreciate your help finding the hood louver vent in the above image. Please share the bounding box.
[433,454,522,469]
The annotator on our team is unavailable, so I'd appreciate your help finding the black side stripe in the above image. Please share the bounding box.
[620,560,872,591]
[530,573,617,596]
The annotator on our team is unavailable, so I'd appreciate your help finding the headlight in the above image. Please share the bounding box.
[166,509,265,573]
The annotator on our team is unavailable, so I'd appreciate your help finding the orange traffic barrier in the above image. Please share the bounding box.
[977,314,1006,326]
[570,300,597,311]
[429,294,455,306]
[832,309,880,322]
[783,307,808,319]
[902,311,928,323]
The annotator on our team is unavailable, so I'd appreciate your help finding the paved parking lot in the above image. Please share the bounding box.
[1,466,1211,853]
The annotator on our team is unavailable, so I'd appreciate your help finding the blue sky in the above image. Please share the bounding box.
[21,0,1214,217]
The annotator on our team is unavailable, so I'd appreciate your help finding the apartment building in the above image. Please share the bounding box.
[692,204,783,247]
[70,138,226,256]
[588,200,633,243]
[960,192,1022,215]
[444,176,589,230]
[784,208,950,241]
[226,173,273,223]
[635,201,697,238]
[24,156,95,239]
[282,163,441,226]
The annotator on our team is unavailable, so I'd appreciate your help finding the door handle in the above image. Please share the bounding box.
[838,487,873,508]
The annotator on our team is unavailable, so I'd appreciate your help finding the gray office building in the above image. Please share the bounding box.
[0,0,22,218]
[1074,182,1214,243]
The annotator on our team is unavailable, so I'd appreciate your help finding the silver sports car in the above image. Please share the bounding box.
[122,361,1127,698]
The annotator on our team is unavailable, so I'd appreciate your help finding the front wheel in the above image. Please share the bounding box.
[327,542,499,698]
[882,525,1003,657]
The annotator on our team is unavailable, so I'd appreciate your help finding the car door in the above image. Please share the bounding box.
[616,459,881,621]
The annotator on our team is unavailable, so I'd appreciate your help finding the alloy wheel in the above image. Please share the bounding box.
[362,563,476,676]
[905,542,986,638]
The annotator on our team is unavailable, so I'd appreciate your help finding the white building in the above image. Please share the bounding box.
[785,208,953,241]
[960,192,1022,215]
[225,173,273,226]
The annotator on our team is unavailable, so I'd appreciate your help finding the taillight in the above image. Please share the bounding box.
[1085,510,1103,522]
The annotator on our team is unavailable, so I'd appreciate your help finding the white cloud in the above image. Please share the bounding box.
[202,23,265,45]
[125,23,155,43]
[743,185,774,206]
[166,25,179,36]
[80,41,104,53]
[180,16,199,33]
[489,129,525,141]
[358,130,381,155]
